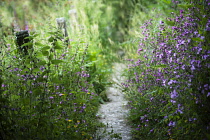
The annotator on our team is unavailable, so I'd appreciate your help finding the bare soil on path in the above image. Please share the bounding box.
[97,63,132,140]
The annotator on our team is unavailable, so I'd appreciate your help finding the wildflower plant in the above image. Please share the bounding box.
[124,0,210,139]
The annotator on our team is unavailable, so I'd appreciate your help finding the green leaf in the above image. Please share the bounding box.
[41,46,51,51]
[21,42,33,47]
[33,68,40,73]
[41,70,51,76]
[162,0,171,4]
[32,33,39,37]
[152,64,167,69]
[36,60,47,66]
[48,31,56,35]
[144,90,157,96]
[51,77,61,84]
[42,51,49,56]
[54,42,63,49]
[51,60,63,65]
[35,77,45,82]
[192,37,203,42]
[11,95,20,100]
[48,36,54,42]
[33,89,42,96]
[165,20,175,26]
[35,42,44,46]
[178,4,193,9]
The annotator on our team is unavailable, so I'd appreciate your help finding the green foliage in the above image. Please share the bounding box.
[123,0,210,139]
[0,11,110,139]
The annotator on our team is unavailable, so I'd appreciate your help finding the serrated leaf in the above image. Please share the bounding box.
[162,0,171,4]
[48,36,54,42]
[42,51,49,56]
[35,42,44,46]
[21,42,33,47]
[192,37,203,42]
[144,90,157,96]
[11,95,20,100]
[36,60,47,66]
[33,89,42,96]
[41,46,51,51]
[51,60,63,65]
[165,20,175,26]
[41,70,51,76]
[33,68,40,73]
[54,42,63,49]
[32,33,39,37]
[35,77,45,82]
[178,4,193,9]
[51,77,61,84]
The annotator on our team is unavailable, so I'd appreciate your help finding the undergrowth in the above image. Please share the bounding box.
[123,0,210,139]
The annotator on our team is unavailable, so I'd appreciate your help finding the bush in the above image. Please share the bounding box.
[123,0,210,139]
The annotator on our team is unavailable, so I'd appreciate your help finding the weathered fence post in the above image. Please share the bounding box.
[68,9,77,32]
[56,17,69,47]
[15,30,32,56]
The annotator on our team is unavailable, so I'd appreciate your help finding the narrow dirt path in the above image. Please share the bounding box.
[97,63,132,140]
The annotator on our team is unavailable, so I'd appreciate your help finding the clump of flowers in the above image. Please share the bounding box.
[124,0,210,139]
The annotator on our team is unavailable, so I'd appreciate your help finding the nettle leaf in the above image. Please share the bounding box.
[35,77,45,82]
[41,46,51,51]
[35,42,44,46]
[42,50,49,56]
[51,60,63,65]
[33,68,40,73]
[178,4,193,9]
[33,89,42,96]
[48,36,55,42]
[48,31,56,35]
[11,95,20,100]
[21,42,33,47]
[54,41,63,49]
[143,90,157,96]
[24,36,34,40]
[49,54,53,61]
[32,33,39,37]
[42,70,51,76]
[162,0,171,4]
[51,77,61,84]
[165,20,175,26]
[36,60,47,66]
[192,37,203,42]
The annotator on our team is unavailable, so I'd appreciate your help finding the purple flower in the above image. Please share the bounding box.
[168,121,176,127]
[191,65,196,71]
[49,96,54,99]
[168,80,177,85]
[207,92,210,97]
[170,100,176,103]
[170,90,178,98]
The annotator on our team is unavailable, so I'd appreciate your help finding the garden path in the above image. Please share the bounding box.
[97,63,132,140]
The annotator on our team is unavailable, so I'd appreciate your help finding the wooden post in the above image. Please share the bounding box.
[56,17,69,46]
[15,30,31,55]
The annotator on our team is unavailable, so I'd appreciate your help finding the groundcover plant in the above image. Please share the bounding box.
[123,0,210,139]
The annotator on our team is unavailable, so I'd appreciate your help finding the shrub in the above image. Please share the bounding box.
[124,0,210,139]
